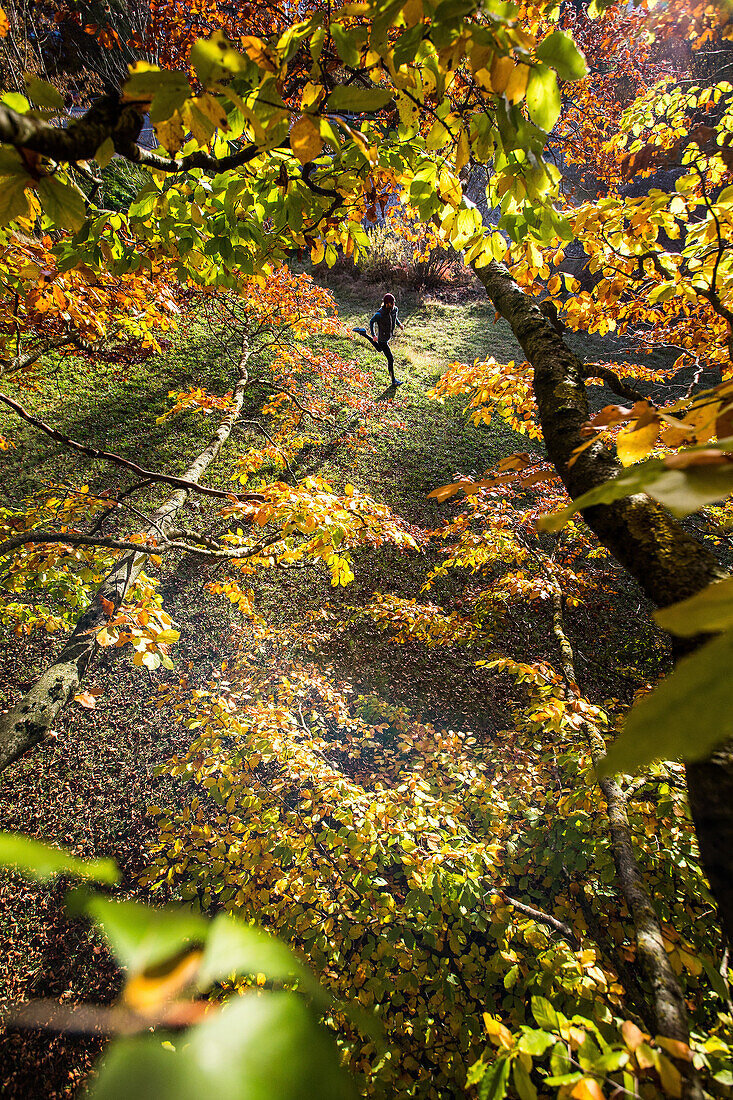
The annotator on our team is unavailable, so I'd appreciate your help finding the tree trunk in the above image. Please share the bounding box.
[473,259,733,942]
[0,347,250,774]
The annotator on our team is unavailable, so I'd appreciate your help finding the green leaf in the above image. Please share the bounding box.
[88,992,356,1100]
[0,833,119,884]
[526,65,561,132]
[37,176,86,231]
[331,25,362,67]
[0,147,25,174]
[599,629,733,776]
[654,578,733,637]
[198,914,328,1007]
[1,92,30,113]
[648,465,733,515]
[466,1059,488,1087]
[25,78,65,110]
[191,32,249,87]
[394,24,425,66]
[536,32,587,81]
[326,86,393,113]
[0,174,30,224]
[513,1059,538,1100]
[479,1057,511,1100]
[531,996,562,1031]
[518,1029,555,1057]
[70,892,208,973]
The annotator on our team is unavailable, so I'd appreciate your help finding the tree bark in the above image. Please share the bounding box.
[473,259,733,942]
[0,346,250,774]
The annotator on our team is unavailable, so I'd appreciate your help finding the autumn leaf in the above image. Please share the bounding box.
[290,115,323,164]
[616,419,660,466]
[571,1078,605,1100]
[74,689,102,709]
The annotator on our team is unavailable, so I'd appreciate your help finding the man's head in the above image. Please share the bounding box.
[382,293,395,309]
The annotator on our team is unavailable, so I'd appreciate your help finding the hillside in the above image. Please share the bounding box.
[0,275,693,1099]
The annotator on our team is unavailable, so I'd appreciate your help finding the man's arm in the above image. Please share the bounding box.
[369,312,380,339]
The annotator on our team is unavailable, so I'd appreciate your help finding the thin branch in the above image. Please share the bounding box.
[0,531,162,559]
[579,364,649,405]
[500,892,580,947]
[0,392,263,504]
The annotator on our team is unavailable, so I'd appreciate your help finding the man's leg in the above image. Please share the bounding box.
[381,342,396,384]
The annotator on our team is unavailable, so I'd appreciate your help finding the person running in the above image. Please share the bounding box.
[353,292,405,385]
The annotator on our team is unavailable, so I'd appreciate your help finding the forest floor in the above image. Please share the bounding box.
[0,274,660,1097]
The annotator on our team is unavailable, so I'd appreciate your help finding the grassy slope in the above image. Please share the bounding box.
[0,275,654,1097]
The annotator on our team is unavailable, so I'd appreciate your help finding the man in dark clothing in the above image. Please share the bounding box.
[353,292,405,385]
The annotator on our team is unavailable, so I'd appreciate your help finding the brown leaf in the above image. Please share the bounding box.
[585,404,632,429]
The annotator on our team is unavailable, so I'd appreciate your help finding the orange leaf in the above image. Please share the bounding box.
[427,481,471,502]
[585,404,633,429]
[571,1078,605,1100]
[663,449,732,469]
[74,691,98,709]
[621,1020,647,1051]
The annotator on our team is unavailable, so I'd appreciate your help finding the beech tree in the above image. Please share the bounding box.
[2,0,733,1096]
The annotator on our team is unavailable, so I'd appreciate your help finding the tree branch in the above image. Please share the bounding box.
[499,891,580,947]
[547,582,700,1097]
[579,363,649,405]
[0,391,263,504]
[0,531,162,559]
[0,344,252,774]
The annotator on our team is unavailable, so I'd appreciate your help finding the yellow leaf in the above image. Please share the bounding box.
[124,949,203,1015]
[656,1037,693,1062]
[616,419,659,466]
[489,55,513,95]
[454,128,470,171]
[483,1013,514,1049]
[195,92,228,130]
[654,1053,683,1098]
[505,63,530,104]
[155,112,185,154]
[241,34,276,72]
[290,115,323,164]
[677,947,703,975]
